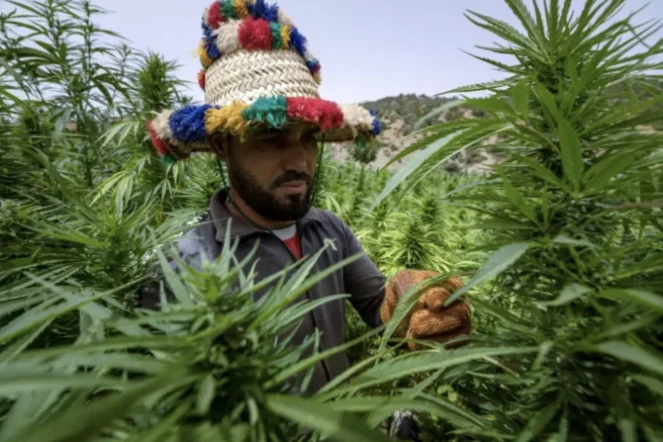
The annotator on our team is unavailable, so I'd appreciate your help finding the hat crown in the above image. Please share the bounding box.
[198,0,322,105]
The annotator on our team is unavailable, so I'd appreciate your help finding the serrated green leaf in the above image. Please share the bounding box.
[558,119,584,190]
[446,242,531,305]
[501,174,538,222]
[632,375,663,398]
[196,374,216,416]
[515,397,562,442]
[583,151,639,192]
[512,153,568,190]
[512,78,530,117]
[369,130,467,212]
[539,283,591,307]
[345,346,537,392]
[414,99,465,130]
[266,394,392,442]
[591,341,663,376]
[598,288,663,313]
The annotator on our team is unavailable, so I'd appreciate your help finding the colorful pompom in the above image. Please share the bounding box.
[277,8,294,27]
[222,0,237,20]
[242,96,288,129]
[233,0,251,18]
[207,2,226,29]
[313,72,321,85]
[169,104,213,143]
[372,117,382,136]
[340,105,374,132]
[369,109,381,135]
[215,20,241,54]
[205,40,221,60]
[161,153,176,166]
[280,24,291,48]
[238,18,273,51]
[197,70,206,90]
[151,111,174,141]
[146,120,171,157]
[198,42,214,68]
[306,59,320,75]
[205,102,250,139]
[288,27,306,57]
[286,97,344,132]
[248,0,279,22]
[270,22,283,49]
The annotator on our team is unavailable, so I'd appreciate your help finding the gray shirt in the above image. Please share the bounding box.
[140,188,386,394]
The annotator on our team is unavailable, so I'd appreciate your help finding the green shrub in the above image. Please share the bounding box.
[375,0,663,439]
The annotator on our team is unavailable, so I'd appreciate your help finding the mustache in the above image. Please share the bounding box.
[272,171,312,188]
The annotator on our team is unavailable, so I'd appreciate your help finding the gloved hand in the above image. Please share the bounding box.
[380,269,472,351]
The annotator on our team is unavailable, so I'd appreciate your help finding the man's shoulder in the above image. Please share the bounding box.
[175,211,220,263]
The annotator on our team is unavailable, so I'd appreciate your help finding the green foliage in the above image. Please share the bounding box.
[0,1,497,441]
[374,0,663,440]
[2,0,663,440]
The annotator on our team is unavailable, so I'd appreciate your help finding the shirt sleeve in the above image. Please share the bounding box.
[339,219,386,328]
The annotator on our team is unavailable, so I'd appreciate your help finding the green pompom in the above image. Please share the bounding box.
[242,96,288,129]
[270,23,283,49]
[222,1,237,19]
[161,154,176,166]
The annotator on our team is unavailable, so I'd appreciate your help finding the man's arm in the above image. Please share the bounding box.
[339,220,386,328]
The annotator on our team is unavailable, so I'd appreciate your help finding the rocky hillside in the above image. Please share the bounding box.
[330,94,502,173]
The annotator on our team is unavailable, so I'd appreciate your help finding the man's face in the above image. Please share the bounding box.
[219,123,320,222]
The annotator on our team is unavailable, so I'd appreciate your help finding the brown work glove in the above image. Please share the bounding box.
[380,270,472,351]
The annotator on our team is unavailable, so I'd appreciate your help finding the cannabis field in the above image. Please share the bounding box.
[1,0,662,441]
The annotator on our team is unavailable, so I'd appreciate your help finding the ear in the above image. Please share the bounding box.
[208,133,230,161]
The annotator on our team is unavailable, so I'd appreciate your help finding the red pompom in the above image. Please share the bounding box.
[286,97,344,132]
[146,120,173,157]
[207,2,225,29]
[238,18,273,51]
[197,70,206,90]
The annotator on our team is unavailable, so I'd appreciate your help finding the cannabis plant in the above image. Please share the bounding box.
[375,0,663,440]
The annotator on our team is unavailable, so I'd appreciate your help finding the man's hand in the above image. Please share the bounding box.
[380,270,472,351]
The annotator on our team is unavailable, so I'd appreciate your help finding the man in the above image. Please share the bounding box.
[144,0,471,436]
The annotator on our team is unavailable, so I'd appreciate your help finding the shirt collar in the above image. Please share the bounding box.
[208,187,322,243]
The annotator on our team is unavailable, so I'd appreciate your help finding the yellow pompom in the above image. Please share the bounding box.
[280,25,291,49]
[198,42,213,68]
[205,102,250,139]
[313,72,322,85]
[233,0,250,18]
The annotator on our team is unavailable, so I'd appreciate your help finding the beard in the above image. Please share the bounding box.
[227,162,313,222]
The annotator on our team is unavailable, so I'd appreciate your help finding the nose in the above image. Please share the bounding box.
[282,141,309,173]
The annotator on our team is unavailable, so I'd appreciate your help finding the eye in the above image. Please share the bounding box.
[302,129,320,146]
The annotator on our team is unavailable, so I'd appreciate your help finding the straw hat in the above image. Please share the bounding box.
[146,0,382,164]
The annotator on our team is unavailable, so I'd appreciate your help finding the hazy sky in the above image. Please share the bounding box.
[96,0,663,104]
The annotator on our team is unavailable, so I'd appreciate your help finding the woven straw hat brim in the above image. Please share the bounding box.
[147,43,381,163]
[147,95,381,161]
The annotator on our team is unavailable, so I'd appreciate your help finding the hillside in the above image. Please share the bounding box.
[329,93,502,173]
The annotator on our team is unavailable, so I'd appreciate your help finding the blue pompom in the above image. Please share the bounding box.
[289,27,307,56]
[169,105,212,143]
[206,40,221,59]
[372,117,382,136]
[369,108,376,116]
[249,0,280,22]
[263,3,280,22]
[306,59,320,73]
